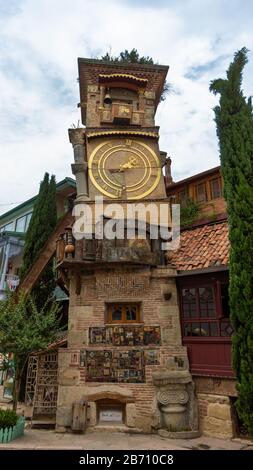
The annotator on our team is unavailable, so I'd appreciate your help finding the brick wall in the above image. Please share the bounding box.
[56,265,188,433]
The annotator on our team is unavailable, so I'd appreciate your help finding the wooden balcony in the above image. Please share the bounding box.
[56,231,163,269]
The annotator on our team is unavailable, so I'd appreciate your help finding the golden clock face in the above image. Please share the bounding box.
[88,139,161,200]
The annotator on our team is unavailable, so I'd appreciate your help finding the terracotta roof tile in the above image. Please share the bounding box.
[168,221,229,272]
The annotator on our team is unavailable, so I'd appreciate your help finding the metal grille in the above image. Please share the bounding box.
[33,352,58,416]
[25,355,38,405]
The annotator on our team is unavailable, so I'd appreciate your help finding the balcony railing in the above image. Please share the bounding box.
[0,274,20,292]
[56,229,163,267]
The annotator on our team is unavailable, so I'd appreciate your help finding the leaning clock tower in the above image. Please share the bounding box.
[55,58,198,435]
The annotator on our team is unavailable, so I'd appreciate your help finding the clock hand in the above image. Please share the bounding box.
[109,168,124,173]
[120,156,138,170]
[129,156,138,168]
[108,156,139,188]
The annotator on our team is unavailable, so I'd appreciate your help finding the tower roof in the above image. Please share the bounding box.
[77,58,169,123]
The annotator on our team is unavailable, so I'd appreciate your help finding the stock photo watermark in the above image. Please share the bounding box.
[72,196,180,251]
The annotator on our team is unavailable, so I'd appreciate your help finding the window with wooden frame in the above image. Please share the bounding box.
[218,282,233,337]
[107,303,141,324]
[177,189,188,206]
[209,177,222,199]
[194,182,207,203]
[180,282,233,337]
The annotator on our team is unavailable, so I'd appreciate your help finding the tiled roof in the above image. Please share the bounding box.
[168,221,229,272]
[32,334,67,355]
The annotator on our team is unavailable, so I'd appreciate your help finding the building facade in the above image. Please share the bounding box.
[166,168,236,438]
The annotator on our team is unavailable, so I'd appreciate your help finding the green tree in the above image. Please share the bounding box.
[0,292,62,410]
[101,48,170,101]
[20,173,57,309]
[102,48,154,64]
[210,47,253,434]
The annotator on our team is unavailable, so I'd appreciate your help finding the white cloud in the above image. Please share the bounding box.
[0,0,253,214]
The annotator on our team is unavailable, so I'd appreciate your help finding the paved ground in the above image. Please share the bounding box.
[0,428,252,450]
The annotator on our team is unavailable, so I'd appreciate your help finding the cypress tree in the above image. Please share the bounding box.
[210,48,253,434]
[20,173,57,309]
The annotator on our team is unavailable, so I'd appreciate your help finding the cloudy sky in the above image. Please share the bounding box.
[0,0,253,215]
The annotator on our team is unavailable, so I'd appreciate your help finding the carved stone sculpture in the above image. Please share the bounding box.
[153,356,199,438]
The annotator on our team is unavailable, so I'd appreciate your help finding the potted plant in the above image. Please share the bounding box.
[0,409,25,443]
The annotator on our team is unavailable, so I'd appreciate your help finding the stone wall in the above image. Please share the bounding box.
[195,376,237,438]
[197,393,234,438]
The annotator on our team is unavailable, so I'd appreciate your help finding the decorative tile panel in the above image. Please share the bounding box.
[86,350,144,383]
[89,325,161,346]
[144,350,160,365]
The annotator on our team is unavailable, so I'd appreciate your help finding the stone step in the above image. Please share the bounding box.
[31,420,56,430]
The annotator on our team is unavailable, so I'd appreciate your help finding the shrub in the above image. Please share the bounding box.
[180,199,200,226]
[0,409,19,429]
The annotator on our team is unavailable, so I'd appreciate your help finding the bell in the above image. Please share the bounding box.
[104,92,112,105]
